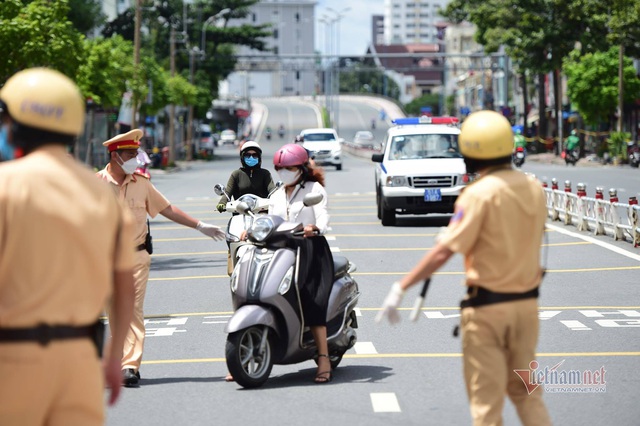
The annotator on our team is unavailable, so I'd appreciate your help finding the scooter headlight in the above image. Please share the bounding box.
[248,216,274,242]
[278,266,295,295]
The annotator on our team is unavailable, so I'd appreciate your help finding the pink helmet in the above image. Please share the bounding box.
[273,143,309,168]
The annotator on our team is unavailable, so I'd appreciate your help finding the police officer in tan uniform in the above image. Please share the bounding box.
[377,110,552,425]
[0,68,135,425]
[97,130,225,386]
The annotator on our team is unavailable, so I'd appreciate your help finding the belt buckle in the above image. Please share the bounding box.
[36,324,53,346]
[468,286,479,298]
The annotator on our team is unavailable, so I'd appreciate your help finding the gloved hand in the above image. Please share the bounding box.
[375,282,405,324]
[196,221,225,241]
[216,203,226,213]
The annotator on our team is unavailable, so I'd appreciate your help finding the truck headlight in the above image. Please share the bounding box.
[385,176,408,187]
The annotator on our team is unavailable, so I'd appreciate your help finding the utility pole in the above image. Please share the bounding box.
[169,26,176,166]
[186,51,195,161]
[132,0,142,130]
[618,44,624,133]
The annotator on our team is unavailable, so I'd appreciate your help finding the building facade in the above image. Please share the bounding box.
[222,0,317,98]
[383,0,450,45]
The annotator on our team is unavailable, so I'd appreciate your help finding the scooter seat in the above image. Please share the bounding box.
[333,255,350,279]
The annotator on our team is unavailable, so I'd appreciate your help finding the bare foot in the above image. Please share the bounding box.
[225,373,234,382]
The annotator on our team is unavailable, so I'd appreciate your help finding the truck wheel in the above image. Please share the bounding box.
[336,164,342,171]
[380,203,396,226]
[226,326,273,389]
[376,193,382,219]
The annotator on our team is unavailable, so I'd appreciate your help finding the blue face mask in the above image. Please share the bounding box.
[244,156,259,167]
[0,125,14,161]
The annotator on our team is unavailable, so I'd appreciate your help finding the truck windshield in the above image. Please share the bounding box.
[388,134,461,160]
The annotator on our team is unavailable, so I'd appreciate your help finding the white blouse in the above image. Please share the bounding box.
[269,181,329,234]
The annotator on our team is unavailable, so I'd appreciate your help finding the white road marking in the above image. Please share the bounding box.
[330,246,341,252]
[370,393,401,413]
[203,315,232,324]
[325,236,336,241]
[145,317,188,326]
[423,312,460,319]
[580,310,640,318]
[185,196,212,200]
[146,327,187,337]
[354,341,378,354]
[560,320,592,331]
[354,308,362,317]
[546,223,640,262]
[539,311,562,320]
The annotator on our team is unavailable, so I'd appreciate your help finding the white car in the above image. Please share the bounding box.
[299,128,343,170]
[372,116,474,226]
[220,129,237,146]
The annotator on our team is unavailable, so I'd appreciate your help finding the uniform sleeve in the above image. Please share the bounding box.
[437,191,485,255]
[114,200,137,271]
[312,183,330,234]
[146,180,171,218]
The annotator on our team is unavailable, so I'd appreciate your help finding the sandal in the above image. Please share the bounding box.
[225,373,234,382]
[314,354,332,384]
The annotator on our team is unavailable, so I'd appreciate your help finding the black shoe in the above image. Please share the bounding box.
[123,368,140,387]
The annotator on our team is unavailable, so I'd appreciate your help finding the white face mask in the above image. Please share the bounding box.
[117,153,140,175]
[277,169,301,186]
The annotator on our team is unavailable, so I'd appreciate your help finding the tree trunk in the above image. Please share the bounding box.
[618,44,624,133]
[521,71,528,136]
[537,73,547,141]
[553,69,562,155]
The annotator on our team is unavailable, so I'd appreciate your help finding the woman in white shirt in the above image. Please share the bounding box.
[270,143,334,384]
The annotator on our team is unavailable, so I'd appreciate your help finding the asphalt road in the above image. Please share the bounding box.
[106,97,640,426]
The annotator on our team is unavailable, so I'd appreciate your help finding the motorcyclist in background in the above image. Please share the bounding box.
[217,141,275,214]
[513,128,527,153]
[278,124,285,139]
[563,129,580,162]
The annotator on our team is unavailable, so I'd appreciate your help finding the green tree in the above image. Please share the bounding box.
[404,94,442,116]
[76,36,135,108]
[564,47,640,127]
[339,63,401,100]
[67,0,106,35]
[0,0,85,83]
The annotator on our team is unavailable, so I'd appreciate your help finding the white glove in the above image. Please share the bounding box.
[376,282,405,324]
[196,221,225,241]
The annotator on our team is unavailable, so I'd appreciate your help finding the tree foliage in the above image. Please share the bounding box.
[67,0,105,36]
[0,0,85,84]
[564,47,640,127]
[339,64,401,100]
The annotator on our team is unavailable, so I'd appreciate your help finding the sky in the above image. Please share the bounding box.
[314,0,385,57]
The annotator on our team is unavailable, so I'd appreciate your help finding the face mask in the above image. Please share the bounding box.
[0,125,14,161]
[277,169,301,186]
[244,156,259,167]
[117,153,140,175]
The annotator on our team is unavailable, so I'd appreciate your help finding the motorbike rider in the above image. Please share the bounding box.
[217,141,275,214]
[270,143,334,384]
[278,124,285,138]
[513,128,527,154]
[377,110,551,425]
[564,129,580,159]
[265,126,272,140]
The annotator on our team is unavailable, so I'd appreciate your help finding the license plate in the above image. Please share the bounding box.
[516,152,524,158]
[424,189,442,202]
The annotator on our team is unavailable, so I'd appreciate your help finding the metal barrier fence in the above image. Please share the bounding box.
[542,178,640,248]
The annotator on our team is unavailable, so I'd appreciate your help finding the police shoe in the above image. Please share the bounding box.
[123,368,140,387]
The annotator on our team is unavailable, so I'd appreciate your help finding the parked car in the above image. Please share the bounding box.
[299,128,343,170]
[353,130,376,149]
[220,129,237,146]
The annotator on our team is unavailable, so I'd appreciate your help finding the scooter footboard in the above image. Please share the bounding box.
[224,305,279,335]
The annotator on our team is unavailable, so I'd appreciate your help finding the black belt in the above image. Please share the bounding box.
[0,322,100,346]
[460,286,539,309]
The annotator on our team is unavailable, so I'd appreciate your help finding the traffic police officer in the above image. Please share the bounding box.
[97,130,225,386]
[377,110,552,425]
[0,68,135,425]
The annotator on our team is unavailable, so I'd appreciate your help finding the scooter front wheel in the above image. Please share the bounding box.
[226,326,274,388]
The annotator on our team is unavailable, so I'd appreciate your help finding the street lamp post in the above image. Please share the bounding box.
[325,7,350,134]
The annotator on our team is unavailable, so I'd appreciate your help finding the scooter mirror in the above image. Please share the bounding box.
[303,192,323,207]
[213,184,226,196]
[268,181,284,197]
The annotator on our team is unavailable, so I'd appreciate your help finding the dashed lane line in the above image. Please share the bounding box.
[370,393,401,413]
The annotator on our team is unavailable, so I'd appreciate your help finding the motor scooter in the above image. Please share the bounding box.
[628,143,640,168]
[213,183,282,274]
[224,194,360,388]
[513,146,525,167]
[563,148,579,166]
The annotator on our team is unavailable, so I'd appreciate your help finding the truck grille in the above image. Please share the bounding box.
[410,175,456,188]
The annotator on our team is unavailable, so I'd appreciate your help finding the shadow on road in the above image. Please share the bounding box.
[392,215,451,228]
[150,256,225,272]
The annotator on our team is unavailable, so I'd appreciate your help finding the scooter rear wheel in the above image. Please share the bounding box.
[226,326,274,388]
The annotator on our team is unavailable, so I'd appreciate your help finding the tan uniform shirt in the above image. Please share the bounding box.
[438,168,547,293]
[96,164,170,246]
[0,146,136,327]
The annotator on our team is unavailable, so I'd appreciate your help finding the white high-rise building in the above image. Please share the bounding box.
[223,0,317,98]
[383,0,449,45]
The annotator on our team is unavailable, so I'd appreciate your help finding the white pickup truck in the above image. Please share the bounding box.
[372,116,475,226]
